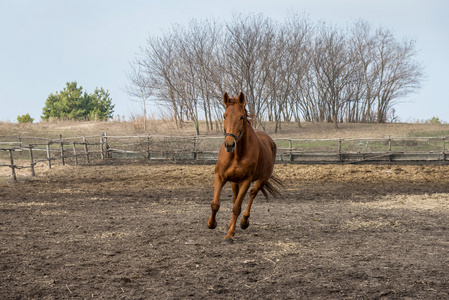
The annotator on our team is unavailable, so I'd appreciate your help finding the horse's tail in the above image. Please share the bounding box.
[261,174,284,199]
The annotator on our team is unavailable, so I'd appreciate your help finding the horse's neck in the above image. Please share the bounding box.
[234,122,253,159]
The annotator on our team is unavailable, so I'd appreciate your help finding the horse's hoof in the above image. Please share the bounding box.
[240,222,250,230]
[207,221,217,229]
[223,237,234,244]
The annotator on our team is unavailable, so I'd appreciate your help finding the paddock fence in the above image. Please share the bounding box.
[1,133,448,181]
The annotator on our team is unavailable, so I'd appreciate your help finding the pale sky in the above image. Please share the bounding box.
[1,0,448,123]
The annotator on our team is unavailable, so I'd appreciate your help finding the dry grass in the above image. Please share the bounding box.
[2,119,449,139]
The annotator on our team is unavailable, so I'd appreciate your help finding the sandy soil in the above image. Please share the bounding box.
[1,161,449,299]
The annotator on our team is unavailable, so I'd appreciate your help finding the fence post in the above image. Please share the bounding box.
[18,134,22,157]
[28,146,35,176]
[100,133,104,160]
[72,142,78,166]
[103,132,110,158]
[443,137,446,161]
[46,142,52,169]
[147,135,151,159]
[289,139,293,162]
[83,136,90,163]
[193,136,197,160]
[8,149,17,181]
[338,139,342,163]
[60,134,65,165]
[388,137,392,162]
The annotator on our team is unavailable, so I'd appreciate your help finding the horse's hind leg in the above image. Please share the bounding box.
[241,180,264,230]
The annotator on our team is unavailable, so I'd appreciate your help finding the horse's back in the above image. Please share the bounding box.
[255,130,276,160]
[253,130,276,181]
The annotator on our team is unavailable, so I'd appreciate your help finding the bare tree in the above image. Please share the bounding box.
[141,33,186,127]
[371,27,424,122]
[285,13,313,127]
[347,20,373,122]
[124,61,153,131]
[131,14,424,133]
[311,23,354,128]
[185,19,222,132]
[222,14,277,128]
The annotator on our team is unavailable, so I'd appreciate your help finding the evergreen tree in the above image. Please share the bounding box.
[41,82,114,120]
[17,113,34,123]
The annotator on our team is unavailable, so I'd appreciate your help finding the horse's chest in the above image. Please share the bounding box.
[224,164,253,182]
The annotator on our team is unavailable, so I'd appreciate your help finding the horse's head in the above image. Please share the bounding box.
[223,92,247,153]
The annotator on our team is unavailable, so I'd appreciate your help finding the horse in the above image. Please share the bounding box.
[207,92,282,243]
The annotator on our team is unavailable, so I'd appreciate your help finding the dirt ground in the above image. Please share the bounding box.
[1,161,449,299]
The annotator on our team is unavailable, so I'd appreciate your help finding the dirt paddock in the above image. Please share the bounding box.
[1,161,449,299]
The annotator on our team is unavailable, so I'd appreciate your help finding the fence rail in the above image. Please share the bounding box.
[1,133,448,181]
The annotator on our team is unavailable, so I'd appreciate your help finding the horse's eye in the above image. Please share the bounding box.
[223,115,226,120]
[240,116,244,120]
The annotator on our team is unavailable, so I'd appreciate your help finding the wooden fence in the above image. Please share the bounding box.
[1,133,448,181]
[0,134,105,181]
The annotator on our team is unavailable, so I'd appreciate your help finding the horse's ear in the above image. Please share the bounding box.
[238,92,246,107]
[223,93,230,107]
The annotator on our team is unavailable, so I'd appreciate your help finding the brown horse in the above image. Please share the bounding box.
[207,92,282,243]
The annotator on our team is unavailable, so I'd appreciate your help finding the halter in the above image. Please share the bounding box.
[223,118,244,144]
[224,129,244,142]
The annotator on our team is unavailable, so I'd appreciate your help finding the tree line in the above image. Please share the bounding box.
[127,13,424,133]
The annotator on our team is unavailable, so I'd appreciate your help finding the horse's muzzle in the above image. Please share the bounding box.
[224,140,236,153]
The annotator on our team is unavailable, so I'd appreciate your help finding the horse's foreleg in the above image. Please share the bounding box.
[227,183,240,229]
[241,180,263,230]
[231,183,239,204]
[224,178,252,241]
[208,175,225,229]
